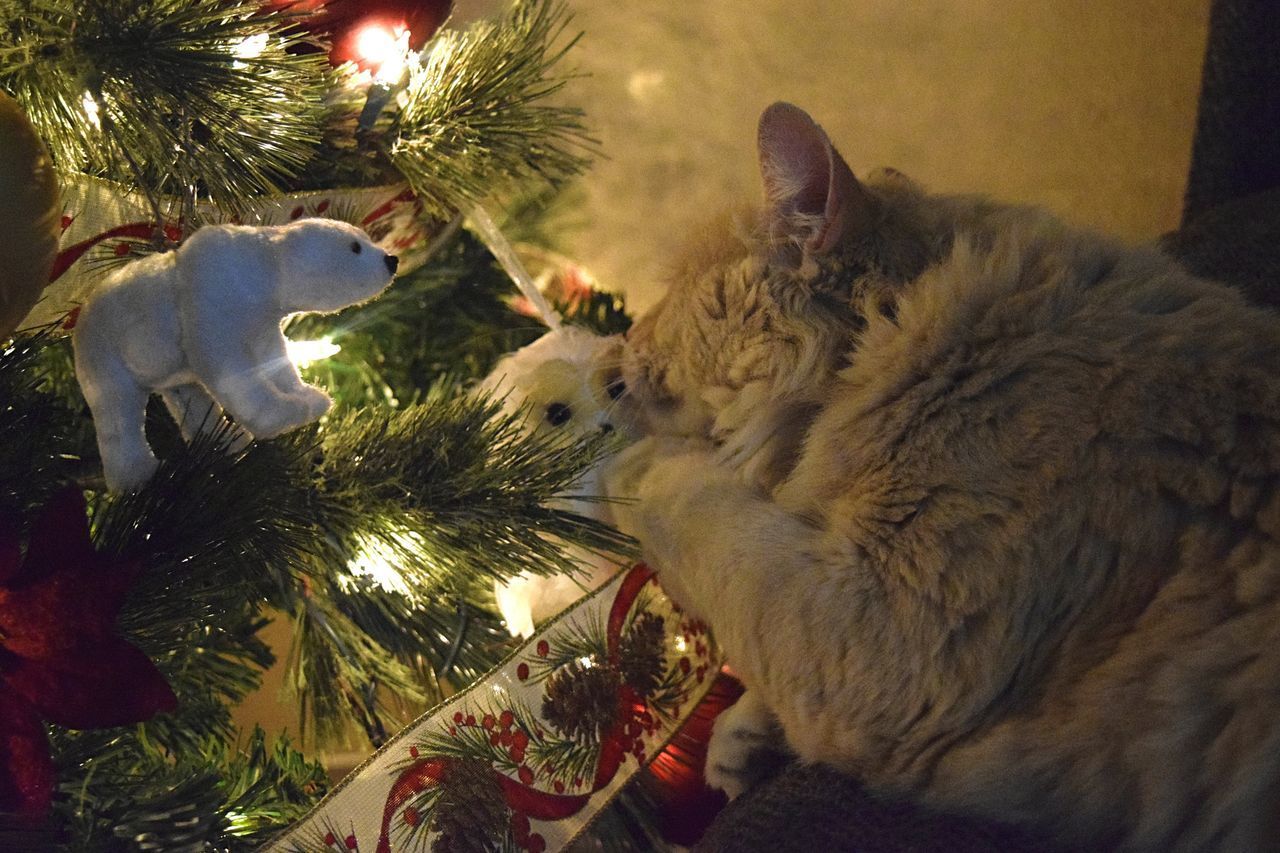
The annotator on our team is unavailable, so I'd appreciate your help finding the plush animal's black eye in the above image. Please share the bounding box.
[350,241,362,254]
[606,377,626,400]
[545,402,572,427]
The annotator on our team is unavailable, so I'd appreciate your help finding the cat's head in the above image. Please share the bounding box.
[622,102,958,441]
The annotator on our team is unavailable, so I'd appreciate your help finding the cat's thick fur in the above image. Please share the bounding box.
[604,102,1280,850]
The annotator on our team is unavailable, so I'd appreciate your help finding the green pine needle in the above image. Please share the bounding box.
[388,0,596,218]
[0,0,328,213]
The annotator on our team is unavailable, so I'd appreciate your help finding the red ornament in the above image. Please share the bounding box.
[0,489,177,819]
[637,672,744,846]
[264,0,453,68]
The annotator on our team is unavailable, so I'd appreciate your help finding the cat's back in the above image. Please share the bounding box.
[786,218,1280,850]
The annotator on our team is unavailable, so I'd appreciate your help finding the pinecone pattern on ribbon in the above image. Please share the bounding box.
[618,612,666,698]
[429,757,509,853]
[267,566,726,853]
[541,659,621,744]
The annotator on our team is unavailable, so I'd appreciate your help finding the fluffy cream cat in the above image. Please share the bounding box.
[604,102,1280,850]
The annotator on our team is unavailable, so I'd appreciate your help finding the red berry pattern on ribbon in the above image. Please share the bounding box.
[266,564,722,852]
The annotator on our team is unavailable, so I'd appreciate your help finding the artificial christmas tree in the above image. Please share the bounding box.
[0,0,729,849]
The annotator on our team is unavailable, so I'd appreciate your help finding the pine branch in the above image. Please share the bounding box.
[285,592,427,745]
[0,0,328,214]
[317,389,633,588]
[289,222,631,410]
[388,0,595,219]
[50,727,326,852]
[0,329,92,514]
[329,580,511,703]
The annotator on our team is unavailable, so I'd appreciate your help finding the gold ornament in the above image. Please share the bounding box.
[0,90,60,339]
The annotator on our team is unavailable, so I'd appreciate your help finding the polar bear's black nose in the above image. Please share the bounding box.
[384,254,399,274]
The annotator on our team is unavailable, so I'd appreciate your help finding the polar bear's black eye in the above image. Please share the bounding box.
[350,241,362,254]
[545,402,572,427]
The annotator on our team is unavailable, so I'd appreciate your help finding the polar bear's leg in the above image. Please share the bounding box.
[160,383,239,442]
[188,317,311,439]
[80,363,158,492]
[253,328,331,421]
[206,365,306,439]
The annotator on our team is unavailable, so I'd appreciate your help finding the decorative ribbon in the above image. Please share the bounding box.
[21,175,436,331]
[263,564,723,853]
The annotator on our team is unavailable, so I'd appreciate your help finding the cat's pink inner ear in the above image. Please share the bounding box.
[757,102,870,253]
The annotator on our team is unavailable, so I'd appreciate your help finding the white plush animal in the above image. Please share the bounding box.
[73,219,399,492]
[480,325,637,636]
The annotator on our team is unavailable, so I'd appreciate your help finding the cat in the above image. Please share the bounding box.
[602,101,1280,851]
[480,325,636,636]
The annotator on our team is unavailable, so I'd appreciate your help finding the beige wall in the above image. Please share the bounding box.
[235,1,1212,754]
[461,0,1211,311]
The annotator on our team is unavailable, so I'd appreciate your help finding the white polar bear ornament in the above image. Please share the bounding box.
[72,219,399,492]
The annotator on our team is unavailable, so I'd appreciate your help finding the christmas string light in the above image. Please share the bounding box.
[285,337,341,367]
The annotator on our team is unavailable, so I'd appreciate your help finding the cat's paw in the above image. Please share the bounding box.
[601,435,726,552]
[602,435,712,502]
[705,690,786,799]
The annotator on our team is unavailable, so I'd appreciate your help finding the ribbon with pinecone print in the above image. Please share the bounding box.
[265,564,723,853]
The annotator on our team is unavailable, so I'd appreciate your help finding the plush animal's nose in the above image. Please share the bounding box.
[384,254,399,274]
[600,423,614,434]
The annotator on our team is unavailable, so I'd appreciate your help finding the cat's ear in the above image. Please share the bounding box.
[757,102,873,254]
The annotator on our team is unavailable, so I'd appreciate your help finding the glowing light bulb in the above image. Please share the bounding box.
[232,33,269,59]
[286,337,340,367]
[357,24,396,65]
[347,529,422,597]
[356,24,412,84]
[81,92,101,129]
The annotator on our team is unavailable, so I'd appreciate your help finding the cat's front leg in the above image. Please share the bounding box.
[603,436,823,680]
[705,688,790,799]
[602,435,737,614]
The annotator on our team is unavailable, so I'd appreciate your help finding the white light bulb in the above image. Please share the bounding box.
[357,24,412,85]
[357,25,397,66]
[232,33,269,59]
[286,337,341,367]
[81,92,101,129]
[347,529,423,598]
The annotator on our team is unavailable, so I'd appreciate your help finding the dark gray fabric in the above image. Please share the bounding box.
[693,763,1056,853]
[1163,188,1280,309]
[1181,0,1280,223]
